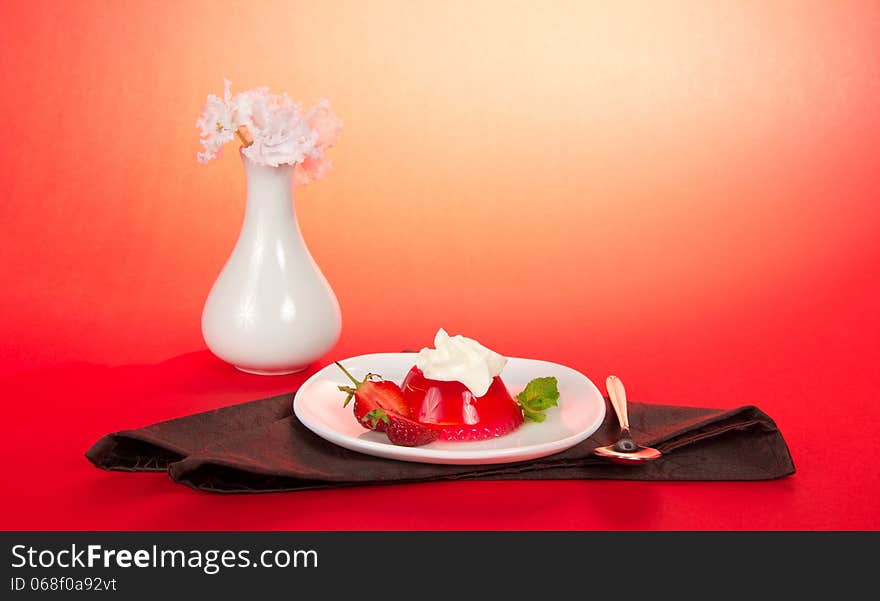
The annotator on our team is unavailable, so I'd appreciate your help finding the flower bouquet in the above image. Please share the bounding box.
[196,79,342,181]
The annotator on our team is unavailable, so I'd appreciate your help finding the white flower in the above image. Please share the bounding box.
[306,98,342,150]
[294,98,343,185]
[229,86,269,133]
[242,96,320,168]
[195,79,235,164]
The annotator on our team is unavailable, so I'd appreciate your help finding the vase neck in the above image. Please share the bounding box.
[242,156,296,221]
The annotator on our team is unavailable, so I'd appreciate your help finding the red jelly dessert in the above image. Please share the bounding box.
[401,366,524,441]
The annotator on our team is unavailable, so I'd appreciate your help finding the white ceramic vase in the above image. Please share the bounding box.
[201,151,342,375]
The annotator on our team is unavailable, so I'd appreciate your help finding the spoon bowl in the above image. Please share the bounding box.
[593,375,662,465]
[594,443,662,464]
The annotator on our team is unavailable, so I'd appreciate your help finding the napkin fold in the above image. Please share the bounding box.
[86,391,795,493]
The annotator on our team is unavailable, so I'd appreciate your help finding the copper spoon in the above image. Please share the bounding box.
[594,375,662,464]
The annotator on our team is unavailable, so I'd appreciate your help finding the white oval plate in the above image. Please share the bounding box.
[294,353,606,465]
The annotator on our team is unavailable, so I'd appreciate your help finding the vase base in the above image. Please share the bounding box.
[235,365,308,376]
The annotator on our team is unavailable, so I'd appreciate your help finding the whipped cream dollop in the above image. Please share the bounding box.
[415,329,507,397]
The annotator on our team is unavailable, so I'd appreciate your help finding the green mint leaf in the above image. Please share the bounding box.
[362,408,390,428]
[523,408,547,423]
[516,377,559,421]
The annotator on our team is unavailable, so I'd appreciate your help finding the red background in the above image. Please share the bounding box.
[1,1,878,529]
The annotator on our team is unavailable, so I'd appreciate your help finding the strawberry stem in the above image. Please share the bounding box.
[335,361,360,387]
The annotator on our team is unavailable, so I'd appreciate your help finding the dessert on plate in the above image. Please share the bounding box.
[336,329,559,447]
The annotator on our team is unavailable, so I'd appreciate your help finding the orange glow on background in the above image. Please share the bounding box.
[1,1,879,528]
[2,0,878,363]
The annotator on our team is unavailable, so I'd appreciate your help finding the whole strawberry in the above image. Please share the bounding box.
[336,362,409,432]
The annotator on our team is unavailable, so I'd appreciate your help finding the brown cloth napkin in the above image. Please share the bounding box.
[85,392,794,493]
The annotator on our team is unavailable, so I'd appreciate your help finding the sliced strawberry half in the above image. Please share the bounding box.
[336,362,410,432]
[362,409,439,447]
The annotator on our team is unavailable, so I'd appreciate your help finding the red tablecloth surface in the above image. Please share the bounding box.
[2,309,877,530]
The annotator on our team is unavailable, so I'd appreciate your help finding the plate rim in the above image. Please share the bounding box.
[293,352,606,465]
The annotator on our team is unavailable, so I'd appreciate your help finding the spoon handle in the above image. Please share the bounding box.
[606,375,629,430]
